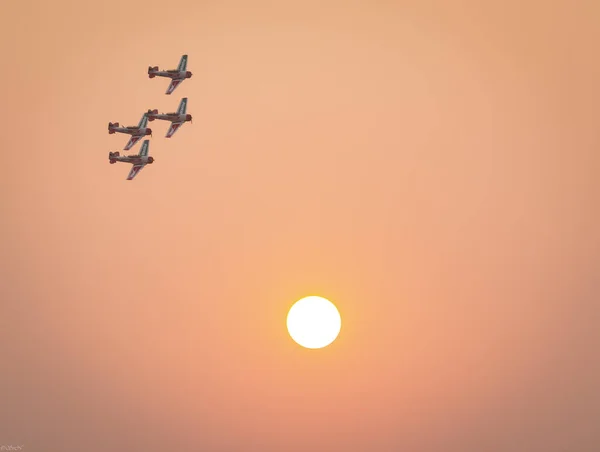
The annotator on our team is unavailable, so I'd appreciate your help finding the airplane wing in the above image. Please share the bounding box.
[165,121,184,138]
[166,78,183,95]
[138,140,150,157]
[137,113,149,129]
[177,55,188,72]
[177,97,187,115]
[124,135,143,150]
[127,164,145,181]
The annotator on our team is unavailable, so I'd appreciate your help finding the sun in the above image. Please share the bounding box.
[286,296,342,349]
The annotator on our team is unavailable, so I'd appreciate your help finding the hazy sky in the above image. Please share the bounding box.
[1,1,599,451]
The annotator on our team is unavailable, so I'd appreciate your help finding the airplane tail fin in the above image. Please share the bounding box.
[148,66,158,78]
[146,109,158,120]
[108,122,119,133]
[109,151,120,163]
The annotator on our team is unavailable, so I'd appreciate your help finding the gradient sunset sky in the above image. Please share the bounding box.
[1,1,599,451]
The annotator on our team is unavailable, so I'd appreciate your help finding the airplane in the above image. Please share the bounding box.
[146,97,192,138]
[109,140,154,181]
[148,54,192,95]
[108,112,152,151]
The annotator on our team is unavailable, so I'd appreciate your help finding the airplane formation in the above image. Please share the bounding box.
[108,54,193,180]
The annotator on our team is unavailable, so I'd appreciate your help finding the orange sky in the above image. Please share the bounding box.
[1,1,599,451]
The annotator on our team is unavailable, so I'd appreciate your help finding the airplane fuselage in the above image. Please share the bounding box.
[150,113,191,123]
[110,155,154,165]
[110,126,152,136]
[153,70,192,80]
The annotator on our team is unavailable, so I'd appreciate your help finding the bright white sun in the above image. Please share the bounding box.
[286,296,342,349]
